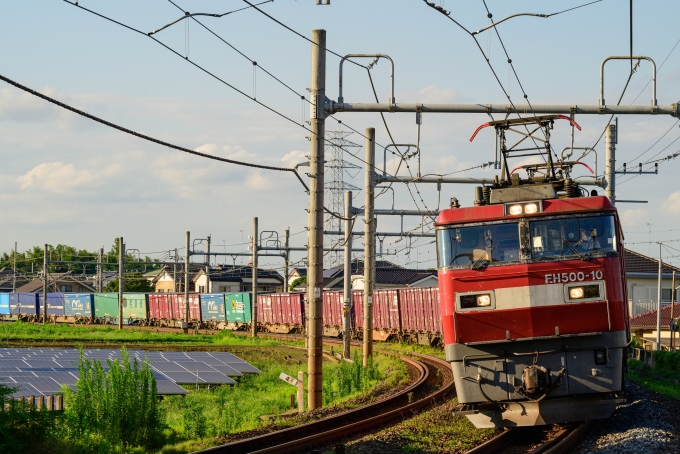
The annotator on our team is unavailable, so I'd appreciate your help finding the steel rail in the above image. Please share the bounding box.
[465,421,592,454]
[198,351,454,454]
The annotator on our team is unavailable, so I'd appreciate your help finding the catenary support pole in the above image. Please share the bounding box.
[307,28,326,410]
[252,217,258,338]
[173,249,178,292]
[343,190,353,359]
[43,244,48,326]
[363,128,376,367]
[12,242,16,293]
[671,270,676,351]
[118,237,124,330]
[206,235,211,266]
[605,121,617,205]
[656,242,662,350]
[284,228,290,291]
[184,231,190,333]
[98,248,103,292]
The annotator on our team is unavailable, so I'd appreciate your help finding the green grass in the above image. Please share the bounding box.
[374,340,446,360]
[0,321,279,347]
[627,358,680,400]
[159,350,408,453]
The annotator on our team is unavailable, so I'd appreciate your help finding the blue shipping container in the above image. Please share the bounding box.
[0,294,9,315]
[10,293,38,316]
[200,294,226,322]
[38,293,66,316]
[64,293,94,318]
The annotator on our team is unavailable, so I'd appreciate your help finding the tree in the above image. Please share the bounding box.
[104,273,154,293]
[289,275,306,292]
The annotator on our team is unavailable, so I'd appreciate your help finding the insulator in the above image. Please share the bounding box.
[482,186,491,205]
[564,178,574,198]
[474,186,484,206]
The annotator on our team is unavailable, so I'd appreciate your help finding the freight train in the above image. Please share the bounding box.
[0,288,442,345]
[439,115,630,428]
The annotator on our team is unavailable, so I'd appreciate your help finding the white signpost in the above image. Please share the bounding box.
[279,371,304,413]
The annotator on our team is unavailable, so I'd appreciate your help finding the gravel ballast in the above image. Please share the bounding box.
[576,380,679,453]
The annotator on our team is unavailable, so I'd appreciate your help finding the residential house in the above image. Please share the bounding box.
[629,301,680,351]
[193,266,284,294]
[624,249,680,317]
[15,272,96,294]
[151,264,204,293]
[0,268,30,293]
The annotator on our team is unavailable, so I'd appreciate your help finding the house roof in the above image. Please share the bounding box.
[624,249,680,275]
[152,264,205,284]
[196,266,283,283]
[374,268,438,286]
[15,272,95,293]
[0,268,30,291]
[630,302,680,329]
[290,267,307,277]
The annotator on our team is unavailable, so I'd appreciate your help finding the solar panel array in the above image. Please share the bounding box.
[0,348,259,398]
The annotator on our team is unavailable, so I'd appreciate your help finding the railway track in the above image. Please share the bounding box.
[467,421,592,454]
[197,351,454,454]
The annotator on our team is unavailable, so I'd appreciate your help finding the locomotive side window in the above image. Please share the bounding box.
[437,222,520,268]
[529,215,617,260]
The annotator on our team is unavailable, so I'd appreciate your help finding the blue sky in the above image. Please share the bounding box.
[1,0,680,270]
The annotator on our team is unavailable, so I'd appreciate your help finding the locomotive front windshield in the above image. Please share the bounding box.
[437,222,520,268]
[529,214,617,259]
[437,214,618,269]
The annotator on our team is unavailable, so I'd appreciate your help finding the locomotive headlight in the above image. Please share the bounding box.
[594,348,608,365]
[524,203,538,214]
[569,287,585,299]
[508,204,523,215]
[477,294,492,306]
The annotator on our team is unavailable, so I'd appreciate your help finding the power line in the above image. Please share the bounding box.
[0,73,310,190]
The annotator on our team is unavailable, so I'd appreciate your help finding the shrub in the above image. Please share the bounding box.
[62,347,164,449]
[0,384,56,454]
[653,350,680,372]
[322,351,381,405]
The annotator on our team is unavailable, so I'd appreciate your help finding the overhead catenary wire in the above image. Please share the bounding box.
[0,73,310,191]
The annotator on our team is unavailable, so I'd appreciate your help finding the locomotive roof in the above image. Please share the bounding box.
[435,195,616,226]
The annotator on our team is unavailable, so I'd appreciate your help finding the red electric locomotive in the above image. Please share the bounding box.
[436,116,630,428]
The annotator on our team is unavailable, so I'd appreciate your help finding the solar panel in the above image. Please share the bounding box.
[158,371,207,384]
[208,365,244,376]
[175,361,219,373]
[25,378,63,393]
[151,362,190,372]
[155,380,188,395]
[194,372,237,385]
[7,382,41,397]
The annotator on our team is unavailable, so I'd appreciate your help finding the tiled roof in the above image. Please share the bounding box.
[624,249,680,274]
[205,266,283,283]
[630,302,680,328]
[15,272,95,293]
[375,269,438,286]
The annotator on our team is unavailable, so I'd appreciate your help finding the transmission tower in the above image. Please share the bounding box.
[324,131,361,267]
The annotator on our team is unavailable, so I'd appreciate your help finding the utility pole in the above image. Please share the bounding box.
[12,242,17,293]
[206,235,211,293]
[605,121,617,204]
[671,270,676,351]
[184,231,190,333]
[656,242,662,350]
[42,244,48,326]
[118,237,124,330]
[307,28,326,410]
[363,128,376,367]
[283,228,290,292]
[98,247,103,292]
[173,248,178,292]
[343,190,353,359]
[252,217,258,338]
[206,235,211,266]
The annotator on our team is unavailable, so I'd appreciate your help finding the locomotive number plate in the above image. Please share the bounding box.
[544,270,604,284]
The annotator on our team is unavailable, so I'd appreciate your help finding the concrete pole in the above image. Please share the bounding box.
[98,248,103,292]
[656,242,662,350]
[671,271,676,351]
[363,128,376,367]
[284,228,290,292]
[307,28,326,410]
[605,122,617,205]
[184,231,190,333]
[252,217,258,338]
[12,242,16,293]
[206,235,211,266]
[173,248,178,292]
[343,190,353,359]
[118,237,124,330]
[43,244,48,326]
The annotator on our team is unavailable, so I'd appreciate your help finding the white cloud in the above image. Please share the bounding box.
[397,85,462,104]
[665,191,680,216]
[281,150,307,168]
[16,162,99,192]
[194,143,217,154]
[619,208,650,228]
[245,172,274,190]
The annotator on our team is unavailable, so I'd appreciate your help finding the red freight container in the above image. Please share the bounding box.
[322,291,344,327]
[351,289,400,341]
[148,293,200,323]
[399,287,441,332]
[257,293,304,333]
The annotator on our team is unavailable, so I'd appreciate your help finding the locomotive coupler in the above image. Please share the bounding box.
[521,365,551,394]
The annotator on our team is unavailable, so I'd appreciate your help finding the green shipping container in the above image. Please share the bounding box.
[225,293,251,323]
[94,293,149,323]
[94,293,119,321]
[123,293,149,320]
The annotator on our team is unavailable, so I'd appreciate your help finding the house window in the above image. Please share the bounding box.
[60,285,72,292]
[199,285,206,293]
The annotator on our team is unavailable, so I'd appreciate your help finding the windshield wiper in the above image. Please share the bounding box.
[561,238,588,261]
[472,243,494,270]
